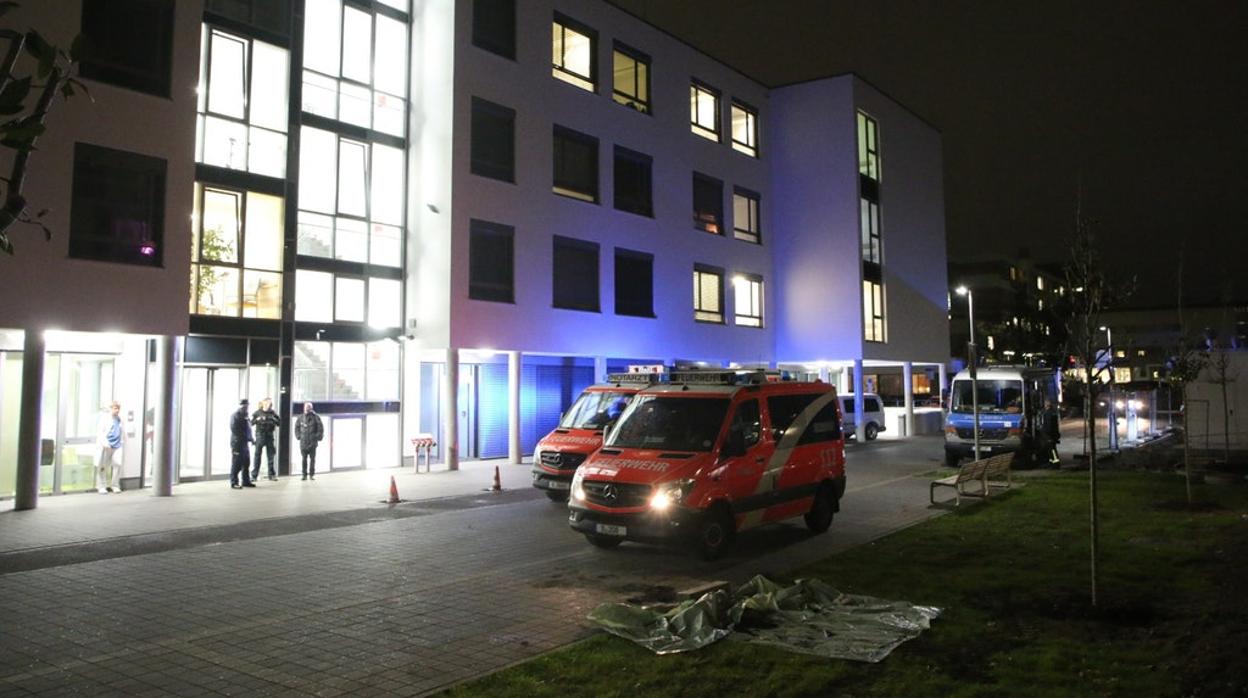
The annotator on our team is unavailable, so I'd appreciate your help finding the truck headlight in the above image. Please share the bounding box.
[571,469,586,502]
[649,479,694,511]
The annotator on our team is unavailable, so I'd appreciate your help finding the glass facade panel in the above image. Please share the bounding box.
[334,277,366,322]
[296,270,334,322]
[332,343,366,399]
[196,25,288,177]
[368,278,401,328]
[365,341,400,400]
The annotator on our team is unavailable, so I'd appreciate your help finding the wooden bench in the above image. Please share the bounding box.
[930,452,1015,506]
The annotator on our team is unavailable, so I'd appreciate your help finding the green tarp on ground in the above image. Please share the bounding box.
[588,575,941,663]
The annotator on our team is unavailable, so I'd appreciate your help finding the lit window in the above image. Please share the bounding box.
[335,276,366,322]
[1038,298,1044,310]
[612,43,649,113]
[302,0,408,136]
[196,25,289,178]
[730,101,758,157]
[1115,349,1126,359]
[294,270,400,326]
[297,126,404,266]
[1137,349,1146,357]
[190,183,284,318]
[693,267,724,323]
[1037,276,1045,291]
[690,81,720,141]
[552,16,595,92]
[860,198,881,264]
[733,188,761,244]
[294,340,399,402]
[856,111,880,181]
[987,335,995,351]
[863,280,886,342]
[693,173,723,234]
[733,274,764,327]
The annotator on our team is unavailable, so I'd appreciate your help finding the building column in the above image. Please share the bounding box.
[853,358,866,442]
[817,365,830,384]
[903,361,914,438]
[15,329,45,511]
[938,363,948,406]
[151,336,180,496]
[508,350,521,465]
[443,348,459,471]
[593,356,607,382]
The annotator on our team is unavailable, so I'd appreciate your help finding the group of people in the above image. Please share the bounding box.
[229,400,325,489]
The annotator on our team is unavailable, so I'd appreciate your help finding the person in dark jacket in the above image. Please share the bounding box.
[230,399,255,489]
[250,397,281,482]
[294,402,324,480]
[1042,399,1062,465]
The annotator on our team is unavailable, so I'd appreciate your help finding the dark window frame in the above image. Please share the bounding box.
[611,41,651,114]
[614,247,654,318]
[730,99,759,157]
[552,125,600,204]
[693,263,725,324]
[552,235,600,312]
[472,0,516,60]
[732,186,761,244]
[690,79,721,142]
[552,13,597,93]
[860,197,882,265]
[78,0,175,98]
[613,145,653,217]
[470,97,516,183]
[733,272,764,328]
[468,219,515,303]
[857,110,881,181]
[69,142,167,268]
[692,172,724,234]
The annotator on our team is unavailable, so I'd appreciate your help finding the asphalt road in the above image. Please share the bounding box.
[0,435,952,696]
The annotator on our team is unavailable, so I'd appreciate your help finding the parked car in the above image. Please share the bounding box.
[840,393,885,441]
[568,370,847,559]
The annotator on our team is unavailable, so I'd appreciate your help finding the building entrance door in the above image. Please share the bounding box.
[178,367,243,480]
[40,354,116,495]
[329,416,363,470]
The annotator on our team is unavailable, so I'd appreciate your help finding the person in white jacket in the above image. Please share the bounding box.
[96,401,124,493]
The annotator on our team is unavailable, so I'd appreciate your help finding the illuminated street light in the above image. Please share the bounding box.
[1098,325,1118,452]
[956,285,980,459]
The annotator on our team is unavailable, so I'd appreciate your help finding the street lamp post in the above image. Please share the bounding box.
[956,286,980,460]
[1099,325,1118,452]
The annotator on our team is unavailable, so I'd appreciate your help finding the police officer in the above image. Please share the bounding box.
[230,399,255,489]
[250,397,281,482]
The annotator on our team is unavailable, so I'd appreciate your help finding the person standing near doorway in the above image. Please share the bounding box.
[1043,399,1062,466]
[250,397,281,482]
[294,402,324,480]
[95,401,124,493]
[230,399,255,489]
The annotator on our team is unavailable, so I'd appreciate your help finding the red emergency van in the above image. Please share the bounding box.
[568,371,846,559]
[530,374,655,501]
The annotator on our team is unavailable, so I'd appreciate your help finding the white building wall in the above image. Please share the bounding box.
[447,0,774,363]
[0,0,199,337]
[769,76,863,364]
[854,79,950,366]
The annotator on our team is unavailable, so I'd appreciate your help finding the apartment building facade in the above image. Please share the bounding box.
[0,0,948,506]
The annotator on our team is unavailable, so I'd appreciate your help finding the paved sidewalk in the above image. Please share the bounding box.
[0,460,529,555]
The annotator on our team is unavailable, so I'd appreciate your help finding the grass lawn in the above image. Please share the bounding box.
[444,472,1248,697]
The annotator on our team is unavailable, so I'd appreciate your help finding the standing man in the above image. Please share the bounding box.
[294,402,324,481]
[250,397,281,482]
[96,401,124,494]
[1043,399,1062,466]
[230,399,255,489]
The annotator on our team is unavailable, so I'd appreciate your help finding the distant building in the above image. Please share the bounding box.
[947,255,1066,366]
[0,0,949,504]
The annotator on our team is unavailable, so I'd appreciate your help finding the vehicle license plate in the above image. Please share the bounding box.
[548,480,570,490]
[595,524,627,536]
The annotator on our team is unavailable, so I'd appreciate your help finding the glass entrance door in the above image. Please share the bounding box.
[178,367,243,480]
[330,416,363,470]
[38,354,116,494]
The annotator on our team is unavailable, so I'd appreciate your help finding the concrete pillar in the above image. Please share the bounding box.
[593,356,607,382]
[903,361,914,438]
[508,350,521,465]
[853,358,866,442]
[152,336,180,496]
[817,365,830,385]
[443,348,459,471]
[15,329,45,511]
[938,363,948,407]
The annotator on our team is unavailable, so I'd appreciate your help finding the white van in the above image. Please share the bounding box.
[840,393,886,440]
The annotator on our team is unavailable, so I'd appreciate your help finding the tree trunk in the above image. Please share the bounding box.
[1220,353,1230,465]
[1183,385,1192,506]
[1085,365,1099,608]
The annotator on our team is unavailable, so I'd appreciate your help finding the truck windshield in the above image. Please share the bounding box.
[559,390,634,430]
[951,379,1023,414]
[605,396,730,452]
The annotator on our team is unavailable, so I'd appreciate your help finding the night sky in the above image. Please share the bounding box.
[608,0,1248,307]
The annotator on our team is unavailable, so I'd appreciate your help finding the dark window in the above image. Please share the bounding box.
[614,248,653,317]
[205,0,292,37]
[69,143,166,267]
[472,0,516,59]
[798,398,842,445]
[693,173,723,234]
[471,97,515,182]
[469,220,514,303]
[553,126,599,203]
[731,399,762,447]
[614,146,652,217]
[553,236,599,311]
[79,0,174,97]
[768,394,818,437]
[612,43,650,113]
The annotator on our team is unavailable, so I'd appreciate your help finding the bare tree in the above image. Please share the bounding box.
[1162,242,1208,505]
[0,3,86,255]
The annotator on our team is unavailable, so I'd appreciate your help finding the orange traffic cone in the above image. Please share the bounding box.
[491,465,502,492]
[388,475,401,504]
